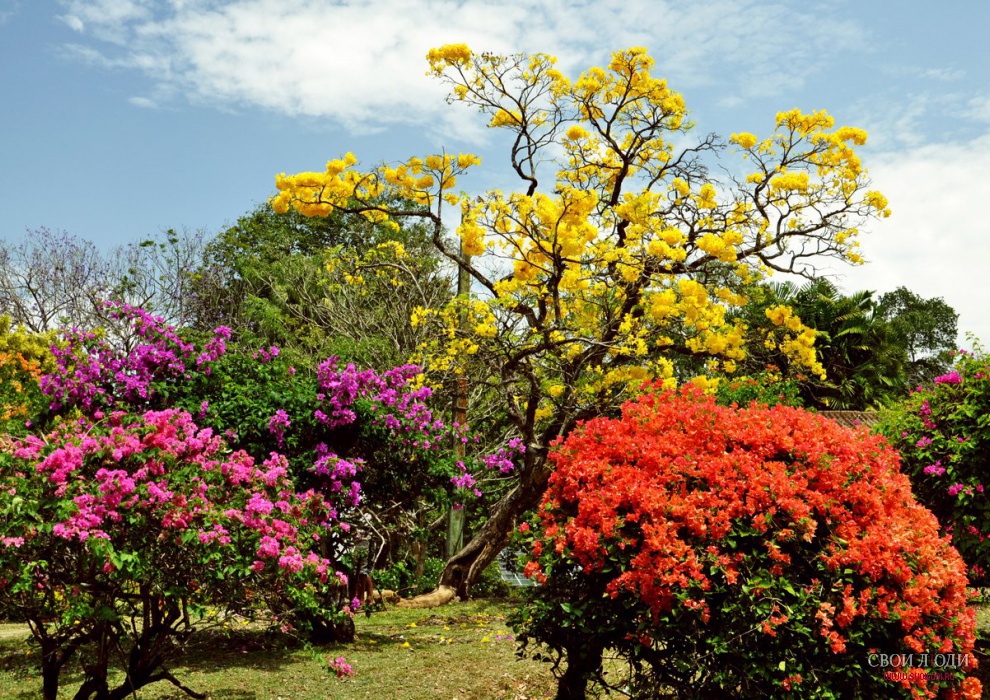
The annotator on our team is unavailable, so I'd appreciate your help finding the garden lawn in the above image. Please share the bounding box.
[0,600,556,700]
[4,597,990,698]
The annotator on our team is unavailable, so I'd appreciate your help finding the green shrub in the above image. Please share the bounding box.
[374,560,413,594]
[414,557,447,594]
[471,561,513,599]
[715,370,804,408]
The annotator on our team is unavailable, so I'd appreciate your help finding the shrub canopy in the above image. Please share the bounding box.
[879,346,990,585]
[514,387,980,699]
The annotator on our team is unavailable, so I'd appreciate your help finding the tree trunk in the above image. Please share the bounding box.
[555,642,605,700]
[39,633,77,700]
[304,611,355,644]
[41,648,61,700]
[410,538,426,580]
[438,452,552,600]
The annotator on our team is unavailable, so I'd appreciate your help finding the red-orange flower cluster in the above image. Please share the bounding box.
[521,386,979,698]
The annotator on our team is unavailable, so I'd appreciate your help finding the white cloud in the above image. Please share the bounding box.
[57,0,152,41]
[853,89,990,150]
[52,0,871,138]
[60,13,85,32]
[919,67,965,82]
[0,1,20,25]
[833,132,990,347]
[127,96,157,108]
[964,95,990,123]
[883,65,965,83]
[855,93,939,149]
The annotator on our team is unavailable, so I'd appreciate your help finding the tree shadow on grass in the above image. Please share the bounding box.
[0,625,318,699]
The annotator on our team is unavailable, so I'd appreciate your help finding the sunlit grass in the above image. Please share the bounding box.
[0,600,556,699]
[4,597,990,699]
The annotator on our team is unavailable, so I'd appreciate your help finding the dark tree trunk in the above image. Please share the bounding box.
[439,453,552,598]
[304,611,355,644]
[38,630,81,700]
[555,642,605,700]
[41,645,62,700]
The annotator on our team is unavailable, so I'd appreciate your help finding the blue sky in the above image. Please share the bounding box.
[2,0,989,345]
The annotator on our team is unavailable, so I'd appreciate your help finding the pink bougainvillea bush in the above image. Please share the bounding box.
[878,347,990,585]
[511,386,981,700]
[0,408,344,700]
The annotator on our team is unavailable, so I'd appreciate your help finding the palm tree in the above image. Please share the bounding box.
[736,279,908,410]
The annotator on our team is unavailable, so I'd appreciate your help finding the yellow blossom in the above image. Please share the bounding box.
[730,132,758,149]
[770,172,810,192]
[426,43,472,73]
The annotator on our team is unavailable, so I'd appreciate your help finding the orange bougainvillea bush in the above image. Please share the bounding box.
[512,386,981,700]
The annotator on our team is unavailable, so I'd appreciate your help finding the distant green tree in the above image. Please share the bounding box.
[190,199,452,369]
[877,286,958,387]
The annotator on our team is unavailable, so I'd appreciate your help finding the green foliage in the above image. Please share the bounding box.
[715,370,804,408]
[878,344,990,584]
[877,286,958,386]
[190,200,450,370]
[737,279,909,410]
[168,347,327,479]
[416,557,448,594]
[373,560,414,594]
[470,562,512,599]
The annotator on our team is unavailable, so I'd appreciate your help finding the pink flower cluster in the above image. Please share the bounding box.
[327,655,354,679]
[313,358,438,441]
[482,437,526,474]
[268,409,291,448]
[4,409,340,588]
[252,346,281,363]
[312,445,363,507]
[934,371,963,385]
[41,304,231,412]
[451,460,479,494]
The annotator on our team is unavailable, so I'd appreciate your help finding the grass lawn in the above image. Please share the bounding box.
[0,600,557,700]
[4,598,990,699]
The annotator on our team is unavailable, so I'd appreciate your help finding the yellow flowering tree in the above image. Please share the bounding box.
[0,315,55,434]
[272,45,890,596]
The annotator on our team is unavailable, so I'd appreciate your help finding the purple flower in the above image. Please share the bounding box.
[268,409,291,447]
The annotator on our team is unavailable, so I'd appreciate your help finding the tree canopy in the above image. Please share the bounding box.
[190,201,451,370]
[878,286,958,386]
[271,44,892,594]
[729,280,960,410]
